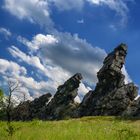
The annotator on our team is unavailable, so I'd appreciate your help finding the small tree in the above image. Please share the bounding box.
[7,80,21,122]
[6,79,22,136]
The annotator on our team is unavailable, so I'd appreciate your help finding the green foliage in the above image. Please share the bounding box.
[5,122,20,137]
[116,128,139,140]
[0,110,6,120]
[0,88,4,102]
[0,89,6,120]
[5,123,15,137]
[0,116,140,140]
[0,89,4,110]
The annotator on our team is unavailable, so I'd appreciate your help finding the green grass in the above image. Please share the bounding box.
[0,116,140,140]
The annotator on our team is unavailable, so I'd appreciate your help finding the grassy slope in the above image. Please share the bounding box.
[0,116,140,140]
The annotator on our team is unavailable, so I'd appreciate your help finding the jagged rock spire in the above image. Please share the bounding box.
[78,43,138,116]
[44,73,82,120]
[98,43,127,74]
[97,43,127,90]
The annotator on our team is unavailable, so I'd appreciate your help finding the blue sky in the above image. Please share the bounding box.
[0,0,139,101]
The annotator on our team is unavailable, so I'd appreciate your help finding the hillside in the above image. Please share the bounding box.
[0,117,140,140]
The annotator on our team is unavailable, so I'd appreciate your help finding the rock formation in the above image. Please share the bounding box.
[78,43,138,116]
[12,93,52,120]
[122,97,140,117]
[10,43,140,121]
[43,73,82,120]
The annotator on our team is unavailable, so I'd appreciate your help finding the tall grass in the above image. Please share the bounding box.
[0,116,140,140]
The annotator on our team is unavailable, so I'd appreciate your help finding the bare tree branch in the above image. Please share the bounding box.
[6,78,21,123]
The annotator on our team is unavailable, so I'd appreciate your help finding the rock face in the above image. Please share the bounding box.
[122,97,140,117]
[78,44,138,116]
[43,73,82,120]
[12,93,52,120]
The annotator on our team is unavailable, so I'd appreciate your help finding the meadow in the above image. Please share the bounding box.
[0,116,140,140]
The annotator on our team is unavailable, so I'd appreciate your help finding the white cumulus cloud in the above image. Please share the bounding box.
[4,0,54,32]
[0,58,58,102]
[0,59,26,76]
[16,33,107,84]
[3,0,133,31]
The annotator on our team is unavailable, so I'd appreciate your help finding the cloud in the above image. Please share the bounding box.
[48,0,84,11]
[17,33,106,84]
[0,58,26,76]
[3,0,133,31]
[109,24,117,31]
[4,0,54,32]
[17,34,58,51]
[8,45,46,72]
[40,33,106,84]
[87,0,133,26]
[8,44,91,99]
[4,75,56,104]
[7,36,133,103]
[5,80,34,104]
[16,76,56,95]
[8,31,105,99]
[8,45,70,84]
[2,0,133,102]
[0,59,32,102]
[77,19,84,24]
[16,32,132,85]
[0,58,57,102]
[74,96,81,103]
[50,0,133,23]
[122,65,132,84]
[0,27,11,39]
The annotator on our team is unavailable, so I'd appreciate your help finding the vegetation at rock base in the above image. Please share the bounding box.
[0,89,4,106]
[0,116,140,140]
[0,89,6,120]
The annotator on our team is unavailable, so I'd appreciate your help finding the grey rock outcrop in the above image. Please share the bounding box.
[9,43,140,121]
[44,73,82,120]
[12,93,52,120]
[122,97,140,117]
[78,44,138,116]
